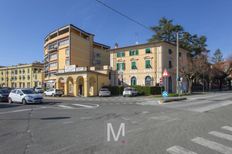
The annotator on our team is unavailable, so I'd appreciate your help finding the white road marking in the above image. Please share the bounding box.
[222,126,232,132]
[191,101,232,112]
[57,105,74,109]
[72,103,99,108]
[0,109,32,114]
[127,128,143,133]
[167,145,197,154]
[192,137,232,154]
[209,131,232,141]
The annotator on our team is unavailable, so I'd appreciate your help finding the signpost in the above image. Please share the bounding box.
[162,69,169,92]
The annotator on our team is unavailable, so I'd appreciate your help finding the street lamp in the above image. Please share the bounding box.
[176,32,179,95]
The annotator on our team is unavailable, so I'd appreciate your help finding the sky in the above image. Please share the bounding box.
[0,0,231,66]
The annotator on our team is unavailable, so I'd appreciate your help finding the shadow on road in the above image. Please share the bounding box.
[0,103,22,109]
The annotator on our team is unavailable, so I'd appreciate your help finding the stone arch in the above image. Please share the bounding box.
[89,76,97,96]
[76,76,85,96]
[58,77,65,91]
[66,76,74,96]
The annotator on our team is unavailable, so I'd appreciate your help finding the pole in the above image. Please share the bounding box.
[176,32,179,95]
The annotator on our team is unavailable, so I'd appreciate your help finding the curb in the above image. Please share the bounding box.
[159,97,187,104]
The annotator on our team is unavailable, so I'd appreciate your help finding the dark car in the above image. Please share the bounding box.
[0,89,10,102]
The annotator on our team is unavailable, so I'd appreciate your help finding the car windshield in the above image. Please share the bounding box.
[22,89,35,94]
[0,89,9,93]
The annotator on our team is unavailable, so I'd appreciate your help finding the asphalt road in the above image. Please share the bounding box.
[0,92,232,154]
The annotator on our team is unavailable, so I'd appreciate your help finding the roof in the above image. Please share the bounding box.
[93,41,110,49]
[108,41,190,52]
[45,24,94,40]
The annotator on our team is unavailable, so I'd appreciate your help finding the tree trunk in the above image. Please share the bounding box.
[188,79,193,94]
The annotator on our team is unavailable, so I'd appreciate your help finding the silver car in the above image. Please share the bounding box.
[99,88,111,97]
[123,87,138,97]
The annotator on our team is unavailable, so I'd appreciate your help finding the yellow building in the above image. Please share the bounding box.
[109,41,189,93]
[44,24,111,96]
[0,63,44,88]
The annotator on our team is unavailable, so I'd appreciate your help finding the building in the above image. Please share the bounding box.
[109,41,189,93]
[44,24,111,96]
[0,63,44,88]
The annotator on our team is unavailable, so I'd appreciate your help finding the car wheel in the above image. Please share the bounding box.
[22,99,27,105]
[8,97,13,104]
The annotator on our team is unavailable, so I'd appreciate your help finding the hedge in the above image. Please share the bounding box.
[103,86,164,96]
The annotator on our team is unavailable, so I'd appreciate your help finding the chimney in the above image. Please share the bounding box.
[114,43,119,48]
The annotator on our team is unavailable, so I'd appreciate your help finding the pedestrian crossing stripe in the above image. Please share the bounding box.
[167,146,197,154]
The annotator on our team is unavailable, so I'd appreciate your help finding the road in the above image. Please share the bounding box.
[0,92,232,154]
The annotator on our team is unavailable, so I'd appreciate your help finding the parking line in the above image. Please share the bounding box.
[167,146,197,154]
[58,105,74,109]
[72,103,99,108]
[222,126,232,132]
[192,137,232,153]
[209,131,232,141]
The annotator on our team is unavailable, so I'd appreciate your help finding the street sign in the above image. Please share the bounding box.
[162,91,168,97]
[159,77,163,86]
[162,69,169,77]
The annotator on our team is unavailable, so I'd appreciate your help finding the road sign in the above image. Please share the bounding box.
[162,69,169,77]
[162,91,168,97]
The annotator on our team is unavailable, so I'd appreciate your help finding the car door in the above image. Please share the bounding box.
[15,90,23,102]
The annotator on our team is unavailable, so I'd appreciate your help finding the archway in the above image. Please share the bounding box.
[131,76,137,86]
[76,76,84,96]
[58,77,65,91]
[89,76,97,96]
[66,77,74,96]
[145,76,152,86]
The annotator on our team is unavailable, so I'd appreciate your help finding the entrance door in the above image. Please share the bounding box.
[79,85,83,96]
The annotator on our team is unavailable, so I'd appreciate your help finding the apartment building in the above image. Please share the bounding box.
[44,24,111,96]
[109,41,189,93]
[0,63,44,88]
[44,24,110,87]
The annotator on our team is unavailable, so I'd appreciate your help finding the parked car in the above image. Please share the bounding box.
[34,87,44,93]
[123,87,138,97]
[8,88,43,104]
[99,88,111,97]
[0,89,10,102]
[44,89,63,97]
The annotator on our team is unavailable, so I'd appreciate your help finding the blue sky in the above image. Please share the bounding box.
[0,0,231,66]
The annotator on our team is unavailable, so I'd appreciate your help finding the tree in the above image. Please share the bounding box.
[212,49,223,63]
[148,17,208,57]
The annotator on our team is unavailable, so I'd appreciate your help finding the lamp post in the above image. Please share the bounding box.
[176,32,179,95]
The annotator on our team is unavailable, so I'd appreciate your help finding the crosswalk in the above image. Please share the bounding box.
[56,103,99,109]
[167,126,232,154]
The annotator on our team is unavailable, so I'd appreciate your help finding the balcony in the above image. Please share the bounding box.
[58,67,87,74]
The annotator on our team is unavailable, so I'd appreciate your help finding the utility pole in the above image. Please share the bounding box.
[176,32,179,95]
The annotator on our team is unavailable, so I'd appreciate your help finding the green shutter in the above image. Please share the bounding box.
[117,53,120,57]
[116,63,119,70]
[145,60,151,68]
[122,52,125,57]
[122,63,125,70]
[146,48,151,53]
[131,61,136,69]
[136,49,139,55]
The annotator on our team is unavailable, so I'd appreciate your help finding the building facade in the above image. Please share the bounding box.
[44,24,111,96]
[0,63,44,88]
[44,24,110,88]
[109,41,189,93]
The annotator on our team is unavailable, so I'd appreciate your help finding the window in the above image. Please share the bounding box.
[50,53,58,60]
[169,60,172,68]
[131,61,137,69]
[116,63,125,70]
[65,59,70,66]
[168,49,172,55]
[96,53,101,57]
[131,76,137,86]
[65,48,70,57]
[28,69,30,73]
[22,69,25,74]
[129,49,139,56]
[145,76,152,86]
[179,52,182,57]
[58,38,69,46]
[27,75,30,80]
[145,60,151,68]
[50,62,57,68]
[117,52,125,57]
[145,48,151,54]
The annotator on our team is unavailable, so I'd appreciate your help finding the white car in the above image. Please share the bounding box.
[99,88,111,97]
[44,89,63,97]
[123,87,138,97]
[8,89,43,104]
[34,87,44,93]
